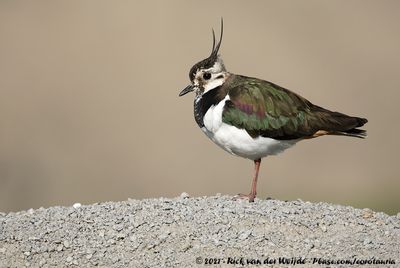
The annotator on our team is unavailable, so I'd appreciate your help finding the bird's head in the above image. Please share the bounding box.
[179,19,228,97]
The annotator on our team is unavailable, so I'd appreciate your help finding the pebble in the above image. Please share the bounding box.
[113,224,124,231]
[238,230,252,240]
[39,259,46,266]
[363,238,372,245]
[0,195,398,267]
[72,203,81,209]
[63,241,70,248]
[179,192,190,199]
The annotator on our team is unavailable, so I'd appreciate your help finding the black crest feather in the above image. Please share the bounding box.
[189,18,224,81]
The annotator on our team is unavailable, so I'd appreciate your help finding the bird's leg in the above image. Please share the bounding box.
[249,158,261,201]
[235,158,262,202]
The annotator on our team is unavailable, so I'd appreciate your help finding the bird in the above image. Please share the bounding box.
[179,20,367,202]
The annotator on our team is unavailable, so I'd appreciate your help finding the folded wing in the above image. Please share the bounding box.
[222,75,367,140]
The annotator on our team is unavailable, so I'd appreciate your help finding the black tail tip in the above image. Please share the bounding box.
[346,128,367,138]
[357,117,368,127]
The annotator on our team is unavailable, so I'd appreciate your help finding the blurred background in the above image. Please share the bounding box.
[0,1,399,214]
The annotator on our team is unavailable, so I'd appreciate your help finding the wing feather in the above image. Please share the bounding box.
[222,75,367,139]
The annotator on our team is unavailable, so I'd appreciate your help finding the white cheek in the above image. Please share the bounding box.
[203,78,224,93]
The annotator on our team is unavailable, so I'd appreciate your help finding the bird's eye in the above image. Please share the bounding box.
[203,72,211,80]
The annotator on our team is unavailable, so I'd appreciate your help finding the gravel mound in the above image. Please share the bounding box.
[1,194,399,267]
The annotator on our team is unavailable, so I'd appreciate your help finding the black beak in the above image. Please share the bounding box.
[179,85,195,96]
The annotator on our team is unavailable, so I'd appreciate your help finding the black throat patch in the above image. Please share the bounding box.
[193,86,226,128]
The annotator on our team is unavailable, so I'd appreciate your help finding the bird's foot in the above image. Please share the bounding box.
[233,193,256,202]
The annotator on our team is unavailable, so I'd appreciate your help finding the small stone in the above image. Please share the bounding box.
[117,233,126,239]
[181,243,192,252]
[66,256,73,262]
[39,259,46,266]
[24,251,31,256]
[28,208,35,214]
[113,224,124,232]
[107,239,116,245]
[180,192,190,199]
[163,217,174,224]
[238,230,252,240]
[56,245,63,252]
[72,203,81,209]
[362,210,374,219]
[147,243,155,249]
[63,241,70,248]
[363,238,372,245]
[282,208,290,214]
[99,230,105,237]
[159,231,171,241]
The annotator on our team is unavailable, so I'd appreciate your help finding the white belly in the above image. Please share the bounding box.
[202,96,297,160]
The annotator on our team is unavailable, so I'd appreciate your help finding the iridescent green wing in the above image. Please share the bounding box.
[222,75,364,139]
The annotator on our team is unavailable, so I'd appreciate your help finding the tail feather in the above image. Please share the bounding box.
[354,117,368,128]
[327,115,368,138]
[331,128,367,139]
[312,105,368,139]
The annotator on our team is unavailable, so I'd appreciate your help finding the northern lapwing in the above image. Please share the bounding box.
[179,20,367,202]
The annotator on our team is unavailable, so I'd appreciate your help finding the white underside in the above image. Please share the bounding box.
[202,96,298,160]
